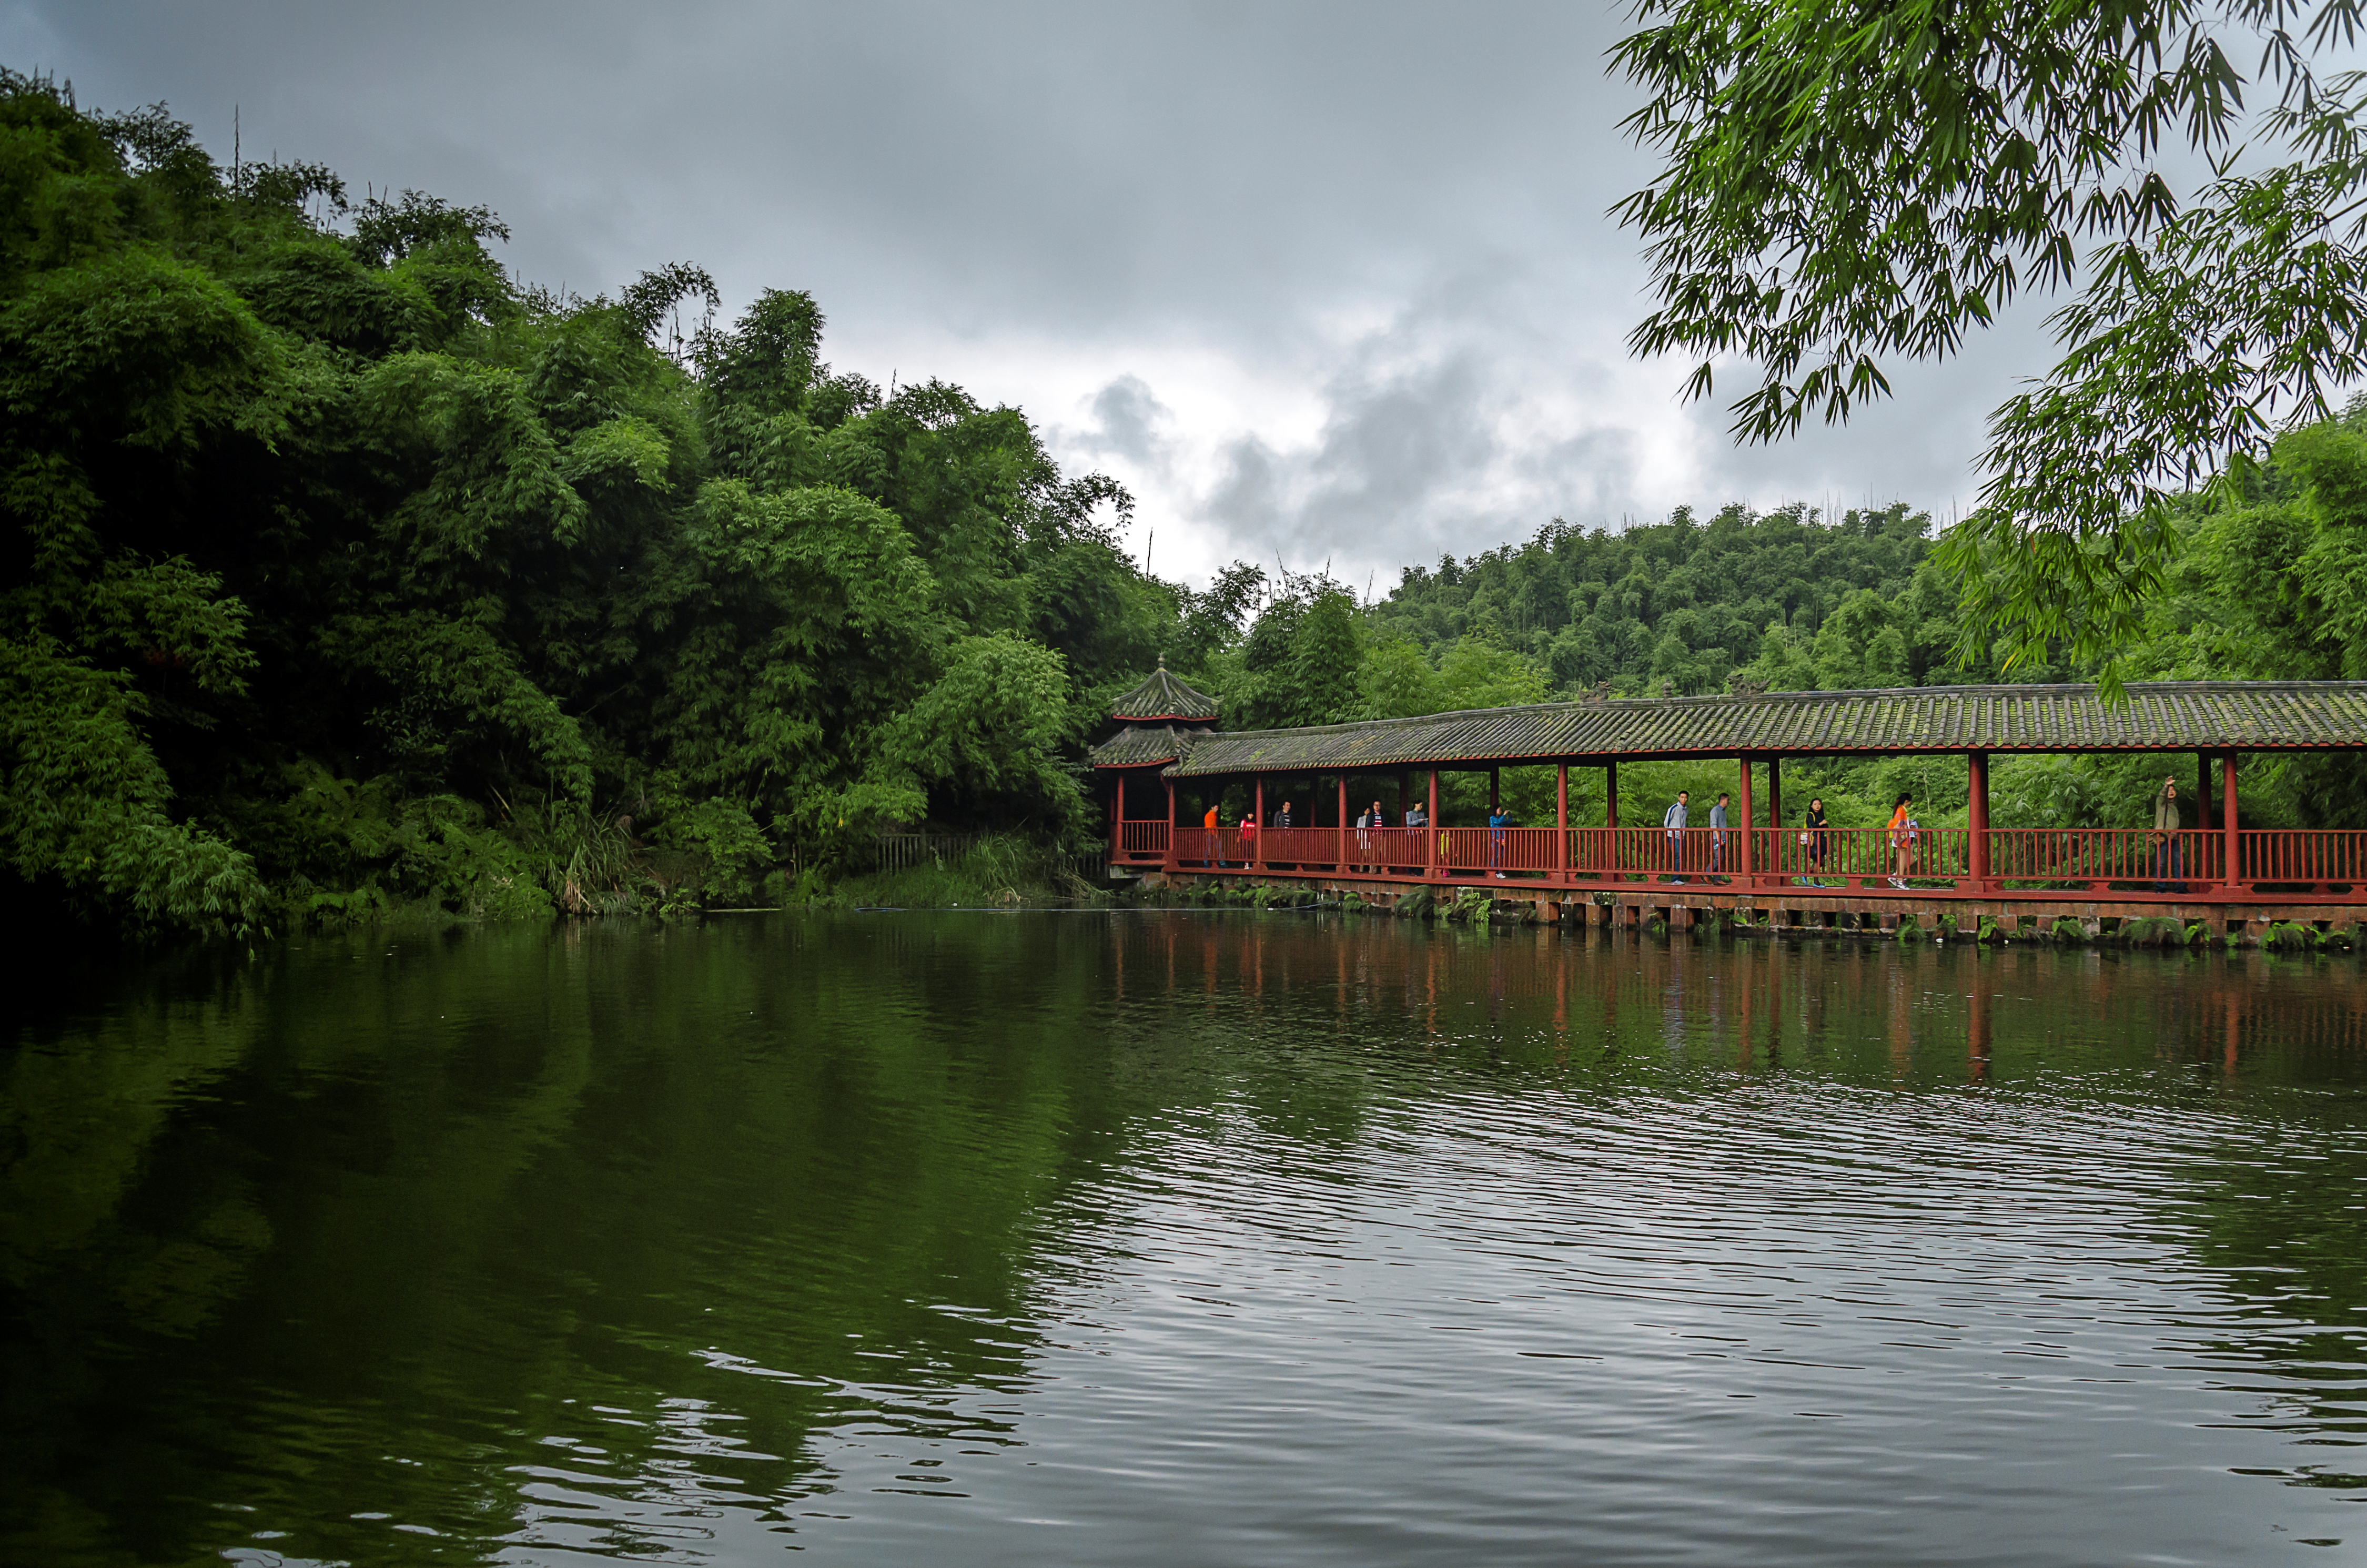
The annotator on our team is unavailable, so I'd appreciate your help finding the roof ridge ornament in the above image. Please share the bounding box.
[1109,659,1218,723]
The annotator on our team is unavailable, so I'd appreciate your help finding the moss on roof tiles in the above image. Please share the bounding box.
[1109,661,1219,722]
[1085,682,2367,773]
[1092,724,1191,766]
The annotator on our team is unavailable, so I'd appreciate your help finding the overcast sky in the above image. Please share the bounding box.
[5,1,2046,591]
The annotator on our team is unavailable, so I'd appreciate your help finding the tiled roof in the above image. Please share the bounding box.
[1094,723,1191,767]
[1084,682,2367,774]
[1110,660,1219,722]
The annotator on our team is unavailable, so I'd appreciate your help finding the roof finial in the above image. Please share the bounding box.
[1157,652,1167,669]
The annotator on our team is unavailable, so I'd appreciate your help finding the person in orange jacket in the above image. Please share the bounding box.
[1887,793,1915,888]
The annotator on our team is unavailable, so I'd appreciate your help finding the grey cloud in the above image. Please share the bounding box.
[1073,376,1172,469]
[1511,427,1640,530]
[1203,437,1285,550]
[18,2,2012,577]
[1185,265,1661,584]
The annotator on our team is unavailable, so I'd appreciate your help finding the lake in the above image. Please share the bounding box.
[6,913,2366,1565]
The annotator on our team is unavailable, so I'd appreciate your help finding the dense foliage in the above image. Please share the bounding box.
[1614,0,2367,692]
[0,74,1169,937]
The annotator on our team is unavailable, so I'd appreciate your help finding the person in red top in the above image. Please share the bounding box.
[1886,793,1914,888]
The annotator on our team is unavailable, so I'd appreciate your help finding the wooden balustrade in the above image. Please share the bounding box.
[1135,821,2367,903]
[1115,821,1169,862]
[2240,828,2367,888]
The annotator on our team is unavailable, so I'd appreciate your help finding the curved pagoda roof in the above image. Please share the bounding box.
[1086,681,2367,775]
[1110,659,1219,724]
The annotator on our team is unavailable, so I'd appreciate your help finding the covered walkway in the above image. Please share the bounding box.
[1090,680,2367,911]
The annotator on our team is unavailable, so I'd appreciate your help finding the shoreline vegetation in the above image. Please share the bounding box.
[9,69,2367,948]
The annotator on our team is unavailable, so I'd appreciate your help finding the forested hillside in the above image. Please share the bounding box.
[9,71,2366,942]
[0,73,1185,937]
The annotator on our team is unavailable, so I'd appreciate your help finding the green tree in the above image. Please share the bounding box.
[1613,0,2367,693]
[0,73,1154,934]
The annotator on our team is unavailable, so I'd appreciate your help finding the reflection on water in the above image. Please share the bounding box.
[5,915,2367,1565]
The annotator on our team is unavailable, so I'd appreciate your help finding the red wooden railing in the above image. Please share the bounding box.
[1116,821,1169,862]
[1127,821,2367,902]
[2242,828,2367,887]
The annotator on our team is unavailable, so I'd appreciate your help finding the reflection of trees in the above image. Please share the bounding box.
[11,919,2367,1559]
[2,920,1165,1563]
[2140,961,2367,1495]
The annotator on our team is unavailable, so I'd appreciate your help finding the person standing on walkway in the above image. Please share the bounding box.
[2151,775,2186,893]
[1708,791,1731,880]
[1887,793,1914,888]
[1205,801,1223,866]
[1664,790,1690,883]
[1804,797,1829,884]
[1489,804,1512,878]
[1357,799,1383,872]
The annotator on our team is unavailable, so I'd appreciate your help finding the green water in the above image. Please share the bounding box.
[6,914,2367,1564]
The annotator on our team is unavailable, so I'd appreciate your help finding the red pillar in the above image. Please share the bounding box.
[1605,761,1619,876]
[1738,754,1755,884]
[1255,776,1266,872]
[1115,772,1126,861]
[1166,777,1177,869]
[1427,770,1440,880]
[1337,774,1348,873]
[2222,751,2240,891]
[1490,768,1500,813]
[1968,751,1990,891]
[1556,763,1569,881]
